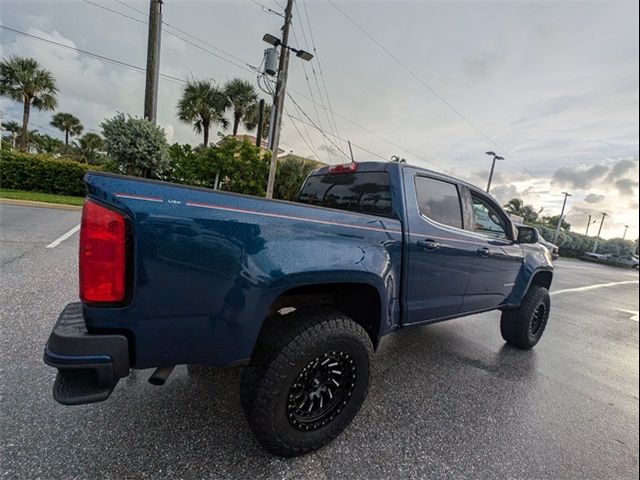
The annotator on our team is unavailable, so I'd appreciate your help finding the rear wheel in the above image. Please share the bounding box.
[240,307,373,457]
[500,285,550,349]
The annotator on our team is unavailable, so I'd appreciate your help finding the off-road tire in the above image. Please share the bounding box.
[500,285,551,349]
[240,307,373,457]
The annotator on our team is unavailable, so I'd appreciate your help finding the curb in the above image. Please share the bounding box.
[0,198,83,211]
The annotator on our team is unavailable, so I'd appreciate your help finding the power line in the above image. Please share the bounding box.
[249,0,285,18]
[83,0,257,74]
[286,111,388,161]
[283,106,322,162]
[290,25,327,139]
[2,111,62,137]
[326,0,534,177]
[286,91,351,160]
[299,0,342,149]
[0,25,187,84]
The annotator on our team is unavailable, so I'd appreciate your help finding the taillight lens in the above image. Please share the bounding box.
[79,198,126,303]
[328,162,358,174]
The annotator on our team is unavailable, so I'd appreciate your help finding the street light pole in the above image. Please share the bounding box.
[623,225,629,240]
[553,192,571,244]
[485,151,504,193]
[592,212,608,253]
[585,214,592,236]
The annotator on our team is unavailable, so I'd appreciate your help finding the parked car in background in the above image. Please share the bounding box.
[582,252,639,269]
[511,221,559,261]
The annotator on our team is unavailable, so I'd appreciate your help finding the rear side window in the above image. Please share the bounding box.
[414,176,463,229]
[298,172,392,216]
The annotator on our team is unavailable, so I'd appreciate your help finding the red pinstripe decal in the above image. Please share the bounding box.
[186,201,402,235]
[114,193,163,203]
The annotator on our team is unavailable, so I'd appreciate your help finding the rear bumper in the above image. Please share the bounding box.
[44,303,130,405]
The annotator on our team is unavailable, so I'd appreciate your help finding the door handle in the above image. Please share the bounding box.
[417,239,440,251]
[477,247,492,257]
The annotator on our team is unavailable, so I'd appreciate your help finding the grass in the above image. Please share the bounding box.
[0,189,84,206]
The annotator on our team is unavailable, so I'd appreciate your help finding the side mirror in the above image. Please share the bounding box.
[517,226,539,244]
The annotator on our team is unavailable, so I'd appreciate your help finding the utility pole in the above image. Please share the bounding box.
[593,212,608,253]
[485,151,504,193]
[623,225,629,240]
[255,99,265,148]
[265,0,294,199]
[585,214,592,236]
[553,191,571,244]
[261,1,313,198]
[144,0,163,122]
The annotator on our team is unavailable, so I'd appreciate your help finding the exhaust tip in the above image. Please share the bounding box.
[148,365,175,386]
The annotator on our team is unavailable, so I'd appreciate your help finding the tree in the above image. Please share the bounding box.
[31,131,64,154]
[0,56,57,149]
[50,112,83,152]
[101,113,169,178]
[177,80,229,146]
[224,78,258,136]
[275,157,317,200]
[541,215,571,232]
[75,132,105,164]
[243,101,271,140]
[1,120,20,147]
[504,198,524,216]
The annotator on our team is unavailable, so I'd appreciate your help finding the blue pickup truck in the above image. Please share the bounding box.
[44,161,553,456]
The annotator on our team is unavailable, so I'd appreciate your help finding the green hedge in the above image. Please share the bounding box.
[0,150,100,196]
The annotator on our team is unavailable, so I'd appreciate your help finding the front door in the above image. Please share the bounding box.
[460,189,524,312]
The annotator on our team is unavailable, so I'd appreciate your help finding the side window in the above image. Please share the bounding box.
[471,193,508,238]
[414,176,463,229]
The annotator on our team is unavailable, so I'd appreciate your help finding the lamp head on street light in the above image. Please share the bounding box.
[295,49,314,61]
[262,33,281,47]
[486,151,496,156]
[495,155,504,161]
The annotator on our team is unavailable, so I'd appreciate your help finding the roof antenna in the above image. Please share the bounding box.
[347,140,355,163]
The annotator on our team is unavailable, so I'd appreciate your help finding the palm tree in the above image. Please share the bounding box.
[177,80,229,146]
[0,56,58,149]
[50,112,83,152]
[243,101,271,142]
[224,78,258,136]
[504,198,525,216]
[1,120,20,148]
[76,132,104,163]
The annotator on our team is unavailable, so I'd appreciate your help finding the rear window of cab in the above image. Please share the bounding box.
[298,172,393,217]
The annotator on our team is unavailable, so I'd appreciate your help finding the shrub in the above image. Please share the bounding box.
[101,113,169,178]
[166,137,270,196]
[0,149,98,196]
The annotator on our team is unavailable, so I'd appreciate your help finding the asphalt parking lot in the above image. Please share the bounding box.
[1,202,638,480]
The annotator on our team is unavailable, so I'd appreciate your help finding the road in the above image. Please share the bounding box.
[1,203,638,480]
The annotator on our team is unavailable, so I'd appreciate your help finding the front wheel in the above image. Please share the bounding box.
[240,307,373,457]
[500,285,550,349]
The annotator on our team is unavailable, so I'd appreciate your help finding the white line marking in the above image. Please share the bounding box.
[618,309,639,322]
[551,280,639,296]
[45,224,80,248]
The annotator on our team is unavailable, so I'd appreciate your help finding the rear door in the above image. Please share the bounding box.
[402,169,477,324]
[459,188,524,312]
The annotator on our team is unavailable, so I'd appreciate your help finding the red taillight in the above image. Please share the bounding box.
[79,198,126,303]
[328,161,358,173]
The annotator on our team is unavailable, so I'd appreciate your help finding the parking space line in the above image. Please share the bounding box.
[551,280,639,296]
[45,224,80,248]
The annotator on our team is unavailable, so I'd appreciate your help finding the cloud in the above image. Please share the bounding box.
[607,158,637,180]
[615,178,639,196]
[584,193,605,204]
[552,164,609,189]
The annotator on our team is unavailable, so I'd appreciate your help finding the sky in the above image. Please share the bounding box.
[1,0,638,240]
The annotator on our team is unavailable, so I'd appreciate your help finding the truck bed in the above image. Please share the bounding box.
[83,172,403,368]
